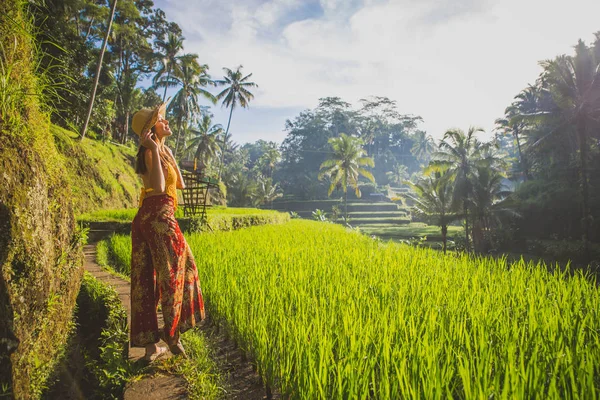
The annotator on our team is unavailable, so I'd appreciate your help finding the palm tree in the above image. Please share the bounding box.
[427,127,493,252]
[531,37,600,261]
[318,133,376,219]
[386,164,409,186]
[153,32,184,101]
[410,131,435,163]
[254,176,283,208]
[80,0,117,140]
[165,54,216,156]
[228,172,257,207]
[470,164,513,253]
[495,84,538,180]
[257,145,280,179]
[215,66,257,177]
[185,114,223,172]
[406,170,459,253]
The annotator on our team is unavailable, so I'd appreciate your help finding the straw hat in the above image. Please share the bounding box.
[131,101,168,137]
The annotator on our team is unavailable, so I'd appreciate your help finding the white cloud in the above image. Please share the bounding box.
[156,0,600,143]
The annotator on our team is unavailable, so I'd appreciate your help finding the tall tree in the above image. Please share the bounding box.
[428,127,491,252]
[386,164,409,186]
[318,133,376,218]
[80,0,118,140]
[257,143,280,179]
[495,84,539,180]
[406,170,459,253]
[110,0,155,143]
[532,37,600,260]
[410,130,435,163]
[469,163,513,253]
[215,65,257,177]
[254,176,283,208]
[185,114,223,172]
[153,31,184,101]
[164,54,216,156]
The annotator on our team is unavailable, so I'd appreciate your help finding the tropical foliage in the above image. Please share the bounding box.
[24,0,600,259]
[406,170,458,253]
[319,133,375,218]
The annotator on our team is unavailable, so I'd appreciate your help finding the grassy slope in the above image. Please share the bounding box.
[51,125,142,214]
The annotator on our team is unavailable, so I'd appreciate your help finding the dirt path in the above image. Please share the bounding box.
[84,230,275,399]
[83,242,184,400]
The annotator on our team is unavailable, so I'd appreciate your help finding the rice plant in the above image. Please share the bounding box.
[186,220,600,399]
[104,219,600,398]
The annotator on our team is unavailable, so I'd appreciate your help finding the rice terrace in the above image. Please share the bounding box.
[1,0,600,399]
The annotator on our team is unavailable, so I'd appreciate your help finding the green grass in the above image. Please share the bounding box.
[347,217,411,225]
[96,237,131,281]
[93,207,289,277]
[188,220,600,398]
[160,331,225,400]
[100,220,600,398]
[78,206,281,223]
[346,211,408,217]
[76,272,137,397]
[360,222,463,239]
[52,125,141,214]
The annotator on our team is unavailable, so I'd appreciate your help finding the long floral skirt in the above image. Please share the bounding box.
[130,194,205,347]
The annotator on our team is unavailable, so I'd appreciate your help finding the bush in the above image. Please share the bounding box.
[75,272,133,398]
[182,210,290,233]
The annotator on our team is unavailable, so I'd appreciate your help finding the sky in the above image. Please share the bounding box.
[153,0,600,145]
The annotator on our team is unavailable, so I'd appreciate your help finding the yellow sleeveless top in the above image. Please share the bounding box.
[139,161,178,209]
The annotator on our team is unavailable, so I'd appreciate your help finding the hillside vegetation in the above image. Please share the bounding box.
[52,125,141,214]
[0,2,83,398]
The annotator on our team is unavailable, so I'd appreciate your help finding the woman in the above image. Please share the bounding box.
[130,103,205,361]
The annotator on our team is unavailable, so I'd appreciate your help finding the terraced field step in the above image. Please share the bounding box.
[347,211,409,218]
[293,210,409,219]
[272,202,404,213]
[347,217,411,225]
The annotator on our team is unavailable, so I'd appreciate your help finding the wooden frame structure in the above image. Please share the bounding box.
[180,167,219,229]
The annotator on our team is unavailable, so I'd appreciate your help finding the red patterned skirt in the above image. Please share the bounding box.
[130,194,205,347]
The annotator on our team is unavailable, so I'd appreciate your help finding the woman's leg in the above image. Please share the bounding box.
[178,241,205,332]
[130,215,161,348]
[145,210,205,347]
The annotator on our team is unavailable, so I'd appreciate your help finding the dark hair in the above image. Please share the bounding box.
[135,127,172,175]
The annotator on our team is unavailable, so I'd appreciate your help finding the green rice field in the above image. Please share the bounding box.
[102,220,600,399]
[77,205,280,222]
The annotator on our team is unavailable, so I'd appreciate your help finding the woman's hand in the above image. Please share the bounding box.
[140,130,158,151]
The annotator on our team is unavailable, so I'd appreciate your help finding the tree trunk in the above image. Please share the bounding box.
[577,118,590,262]
[218,106,235,180]
[123,110,129,144]
[464,201,470,252]
[81,0,118,141]
[344,190,348,220]
[514,127,529,180]
[442,224,448,254]
[472,217,485,254]
[162,69,170,102]
[174,116,184,158]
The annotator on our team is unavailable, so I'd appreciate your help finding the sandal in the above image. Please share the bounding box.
[144,345,169,362]
[168,340,187,358]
